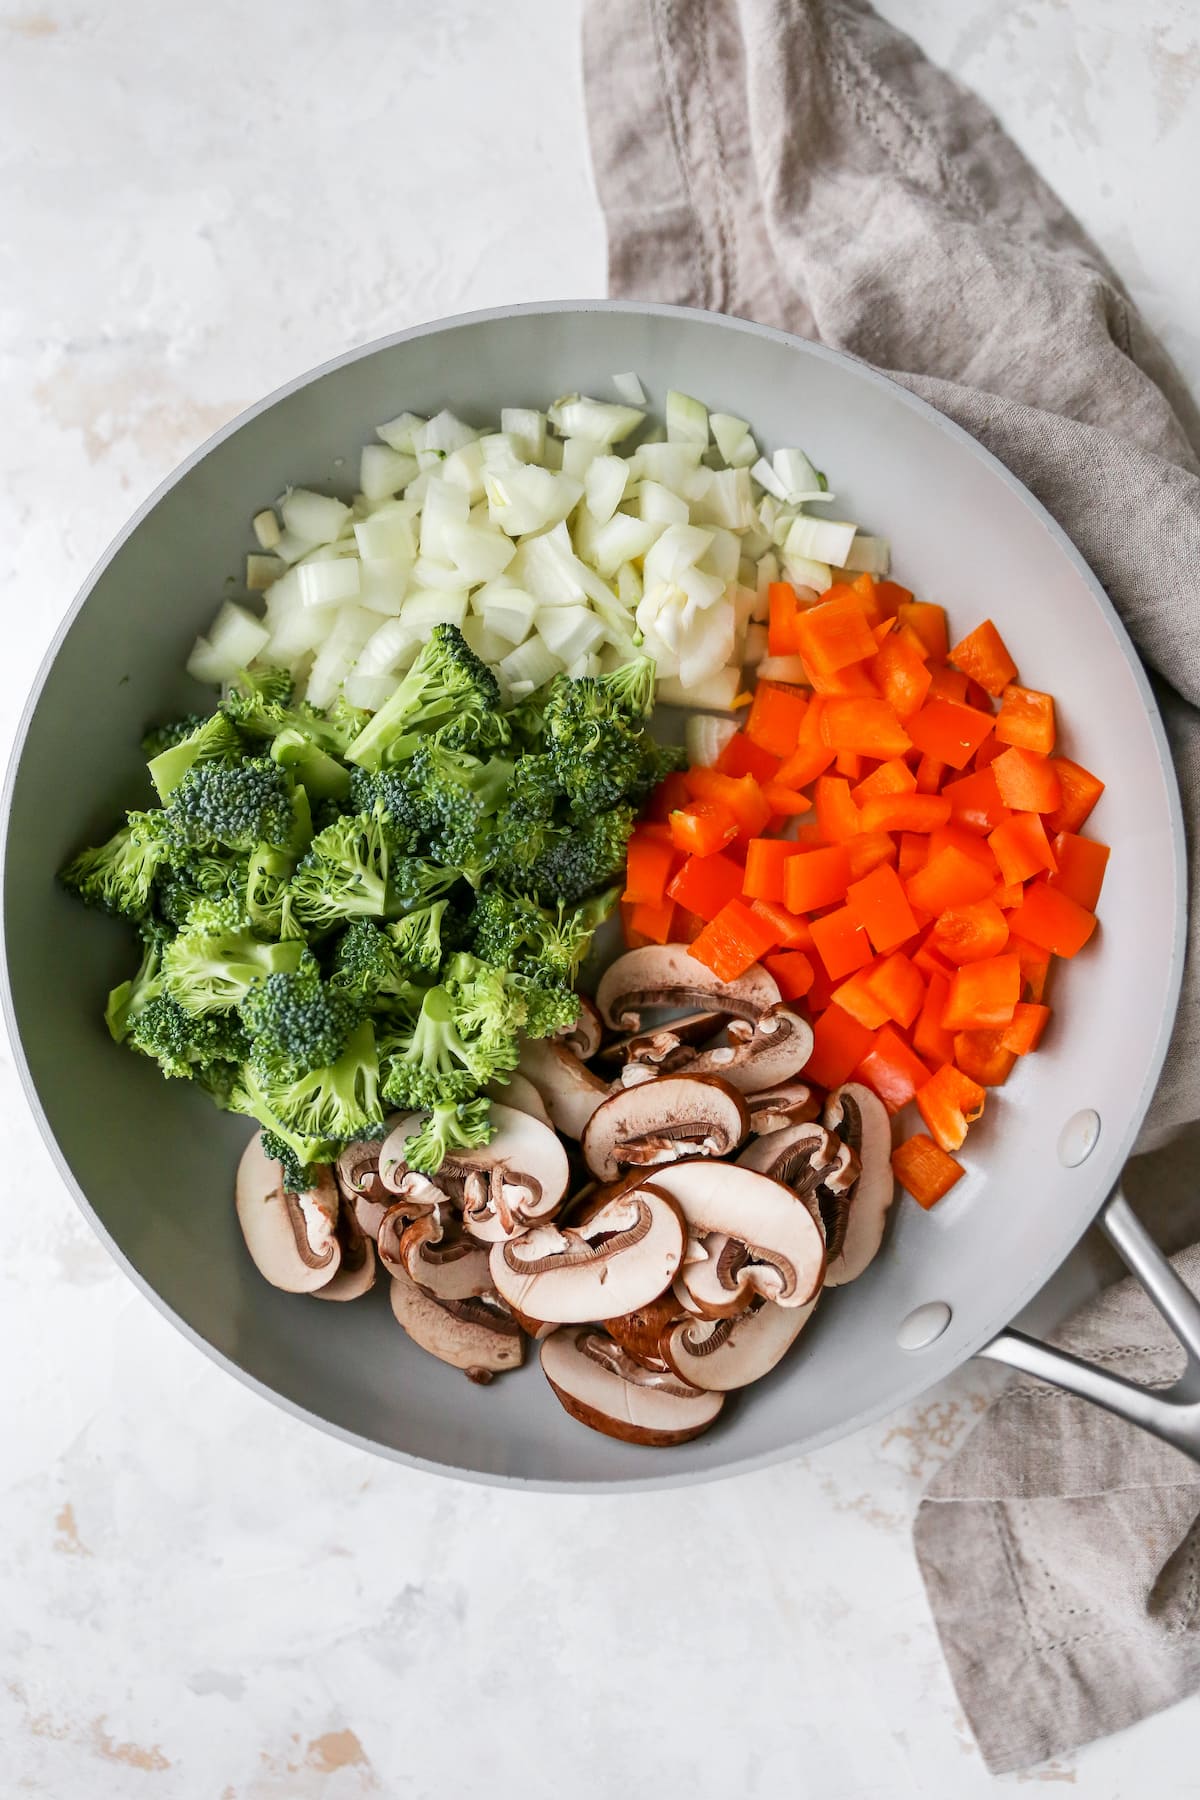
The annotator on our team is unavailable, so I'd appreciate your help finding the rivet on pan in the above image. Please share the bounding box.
[1058,1109,1101,1169]
[897,1302,952,1351]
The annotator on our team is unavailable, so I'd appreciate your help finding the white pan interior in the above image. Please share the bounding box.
[2,303,1183,1489]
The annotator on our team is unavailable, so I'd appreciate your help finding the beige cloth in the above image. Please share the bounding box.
[583,0,1200,1772]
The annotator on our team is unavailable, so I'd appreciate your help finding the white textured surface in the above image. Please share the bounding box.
[2,2,1198,1793]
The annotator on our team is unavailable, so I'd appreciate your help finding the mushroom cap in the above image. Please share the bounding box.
[661,1296,818,1391]
[516,1037,612,1140]
[748,1081,822,1134]
[822,1082,896,1286]
[541,1328,724,1446]
[312,1199,377,1303]
[379,1104,570,1242]
[235,1133,341,1295]
[595,945,781,1033]
[484,1069,553,1130]
[390,1209,493,1302]
[581,1073,750,1182]
[636,1158,826,1308]
[680,1006,815,1095]
[488,1183,685,1323]
[388,1268,524,1378]
[675,1231,757,1320]
[600,1291,684,1369]
[555,993,603,1061]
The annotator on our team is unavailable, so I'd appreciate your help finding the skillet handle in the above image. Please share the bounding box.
[977,1186,1200,1463]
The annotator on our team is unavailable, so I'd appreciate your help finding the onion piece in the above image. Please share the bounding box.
[612,371,647,405]
[666,389,709,447]
[686,713,739,767]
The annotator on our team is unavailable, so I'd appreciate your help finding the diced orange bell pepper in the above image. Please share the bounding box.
[854,1026,931,1115]
[950,620,1017,696]
[897,602,949,661]
[905,846,997,915]
[846,863,919,954]
[863,951,926,1029]
[646,770,691,822]
[893,1133,964,1208]
[745,681,809,757]
[914,752,946,794]
[808,660,881,698]
[1006,881,1097,958]
[835,749,863,780]
[995,684,1055,754]
[942,954,1021,1030]
[1044,758,1105,835]
[932,899,1010,965]
[943,766,1011,834]
[784,845,853,913]
[868,633,933,720]
[988,812,1057,886]
[1048,833,1109,911]
[875,579,914,618]
[750,898,814,951]
[818,698,912,758]
[667,851,746,922]
[845,831,899,881]
[629,895,677,944]
[674,907,708,945]
[928,824,998,873]
[994,882,1025,909]
[858,792,952,834]
[973,734,1004,772]
[762,950,816,1001]
[805,1004,876,1089]
[669,800,738,859]
[775,742,837,789]
[689,897,779,982]
[916,1063,986,1153]
[761,782,813,818]
[914,970,956,1066]
[833,966,892,1031]
[1002,1002,1051,1055]
[953,1029,1017,1087]
[683,767,771,841]
[815,775,861,844]
[907,698,995,770]
[810,904,874,980]
[623,831,677,905]
[925,665,970,705]
[716,729,781,784]
[898,832,929,883]
[991,747,1062,814]
[792,589,878,675]
[767,582,806,656]
[1009,934,1052,1003]
[742,838,803,903]
[911,924,957,981]
[852,758,917,806]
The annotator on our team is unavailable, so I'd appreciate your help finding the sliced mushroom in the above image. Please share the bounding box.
[598,1011,727,1072]
[555,993,603,1061]
[822,1082,896,1286]
[660,1296,818,1391]
[379,1104,570,1242]
[582,1074,750,1182]
[235,1133,341,1294]
[675,1005,815,1094]
[541,1328,724,1445]
[600,1291,684,1370]
[312,1199,377,1302]
[336,1118,426,1239]
[675,1232,757,1320]
[748,1081,822,1134]
[484,1069,553,1129]
[640,1159,826,1308]
[387,1207,493,1301]
[388,1267,523,1382]
[488,1183,685,1323]
[596,945,781,1033]
[517,1037,613,1139]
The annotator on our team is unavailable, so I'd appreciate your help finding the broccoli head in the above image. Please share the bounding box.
[147,711,244,802]
[402,1096,494,1177]
[104,918,170,1043]
[165,755,295,855]
[287,806,407,934]
[234,1018,383,1163]
[386,900,454,978]
[344,625,501,771]
[540,662,676,815]
[401,741,513,875]
[161,896,304,1013]
[141,714,207,759]
[259,1128,323,1195]
[329,919,422,1009]
[60,813,169,921]
[127,993,250,1081]
[507,974,581,1040]
[520,807,635,907]
[240,949,360,1080]
[378,983,490,1110]
[470,885,617,986]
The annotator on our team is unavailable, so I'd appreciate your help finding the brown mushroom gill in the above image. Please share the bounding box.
[488,1185,685,1324]
[822,1082,896,1287]
[581,1074,750,1183]
[595,945,781,1033]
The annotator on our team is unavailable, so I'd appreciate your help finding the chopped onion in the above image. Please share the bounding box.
[656,666,742,710]
[499,408,546,463]
[485,466,582,537]
[246,554,282,592]
[634,442,705,489]
[710,412,751,466]
[686,713,738,766]
[441,441,486,503]
[297,559,361,610]
[280,489,351,546]
[354,503,418,565]
[692,467,756,531]
[419,478,470,560]
[644,523,714,587]
[744,622,768,665]
[584,454,628,526]
[462,616,522,666]
[535,603,607,662]
[772,447,825,503]
[548,394,644,445]
[376,412,425,454]
[756,654,811,683]
[206,601,270,673]
[470,582,536,645]
[638,480,690,527]
[401,589,469,633]
[345,670,405,711]
[252,509,281,550]
[355,617,417,677]
[781,553,834,594]
[356,558,409,617]
[612,371,647,405]
[666,390,709,447]
[442,521,516,586]
[499,636,562,691]
[360,444,419,502]
[750,457,789,503]
[841,534,891,575]
[783,515,856,566]
[414,411,478,455]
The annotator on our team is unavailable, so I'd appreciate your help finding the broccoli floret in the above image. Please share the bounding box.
[387,901,454,978]
[328,919,424,1010]
[219,666,297,736]
[470,885,617,986]
[540,662,674,815]
[235,1019,383,1161]
[402,741,513,874]
[240,949,360,1079]
[269,727,352,805]
[60,814,169,921]
[596,654,657,722]
[128,993,250,1080]
[258,1128,323,1194]
[141,714,207,759]
[519,807,635,907]
[165,755,295,854]
[104,919,170,1042]
[388,854,462,916]
[245,844,306,940]
[402,1096,494,1177]
[320,693,373,757]
[344,625,501,771]
[147,711,244,802]
[508,975,581,1040]
[504,753,563,822]
[287,806,422,933]
[378,984,489,1110]
[162,898,304,1013]
[441,953,525,1072]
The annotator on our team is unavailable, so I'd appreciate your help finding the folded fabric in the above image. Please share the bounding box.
[583,0,1200,1770]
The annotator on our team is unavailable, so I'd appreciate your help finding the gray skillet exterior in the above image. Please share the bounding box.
[1,302,1185,1491]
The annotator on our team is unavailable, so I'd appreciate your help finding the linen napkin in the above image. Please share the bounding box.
[583,0,1200,1771]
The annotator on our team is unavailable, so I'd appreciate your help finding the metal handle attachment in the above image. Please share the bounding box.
[978,1187,1200,1462]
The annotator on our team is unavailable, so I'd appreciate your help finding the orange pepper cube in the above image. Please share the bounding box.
[1048,834,1109,911]
[622,831,677,905]
[988,812,1057,887]
[742,838,802,903]
[669,800,738,859]
[1044,759,1105,835]
[893,1133,964,1208]
[847,863,919,953]
[931,899,1009,966]
[666,851,746,922]
[897,602,949,661]
[784,845,853,913]
[763,951,816,1001]
[995,684,1056,754]
[689,898,778,983]
[1002,1002,1051,1055]
[810,904,874,980]
[792,590,878,675]
[745,681,809,758]
[942,954,1021,1030]
[991,747,1062,814]
[949,620,1018,697]
[805,1004,876,1089]
[916,1064,987,1153]
[853,1026,931,1115]
[862,951,926,1029]
[1006,881,1097,959]
[907,698,995,770]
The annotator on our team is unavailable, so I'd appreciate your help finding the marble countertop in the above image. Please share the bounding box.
[2,2,1197,1793]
